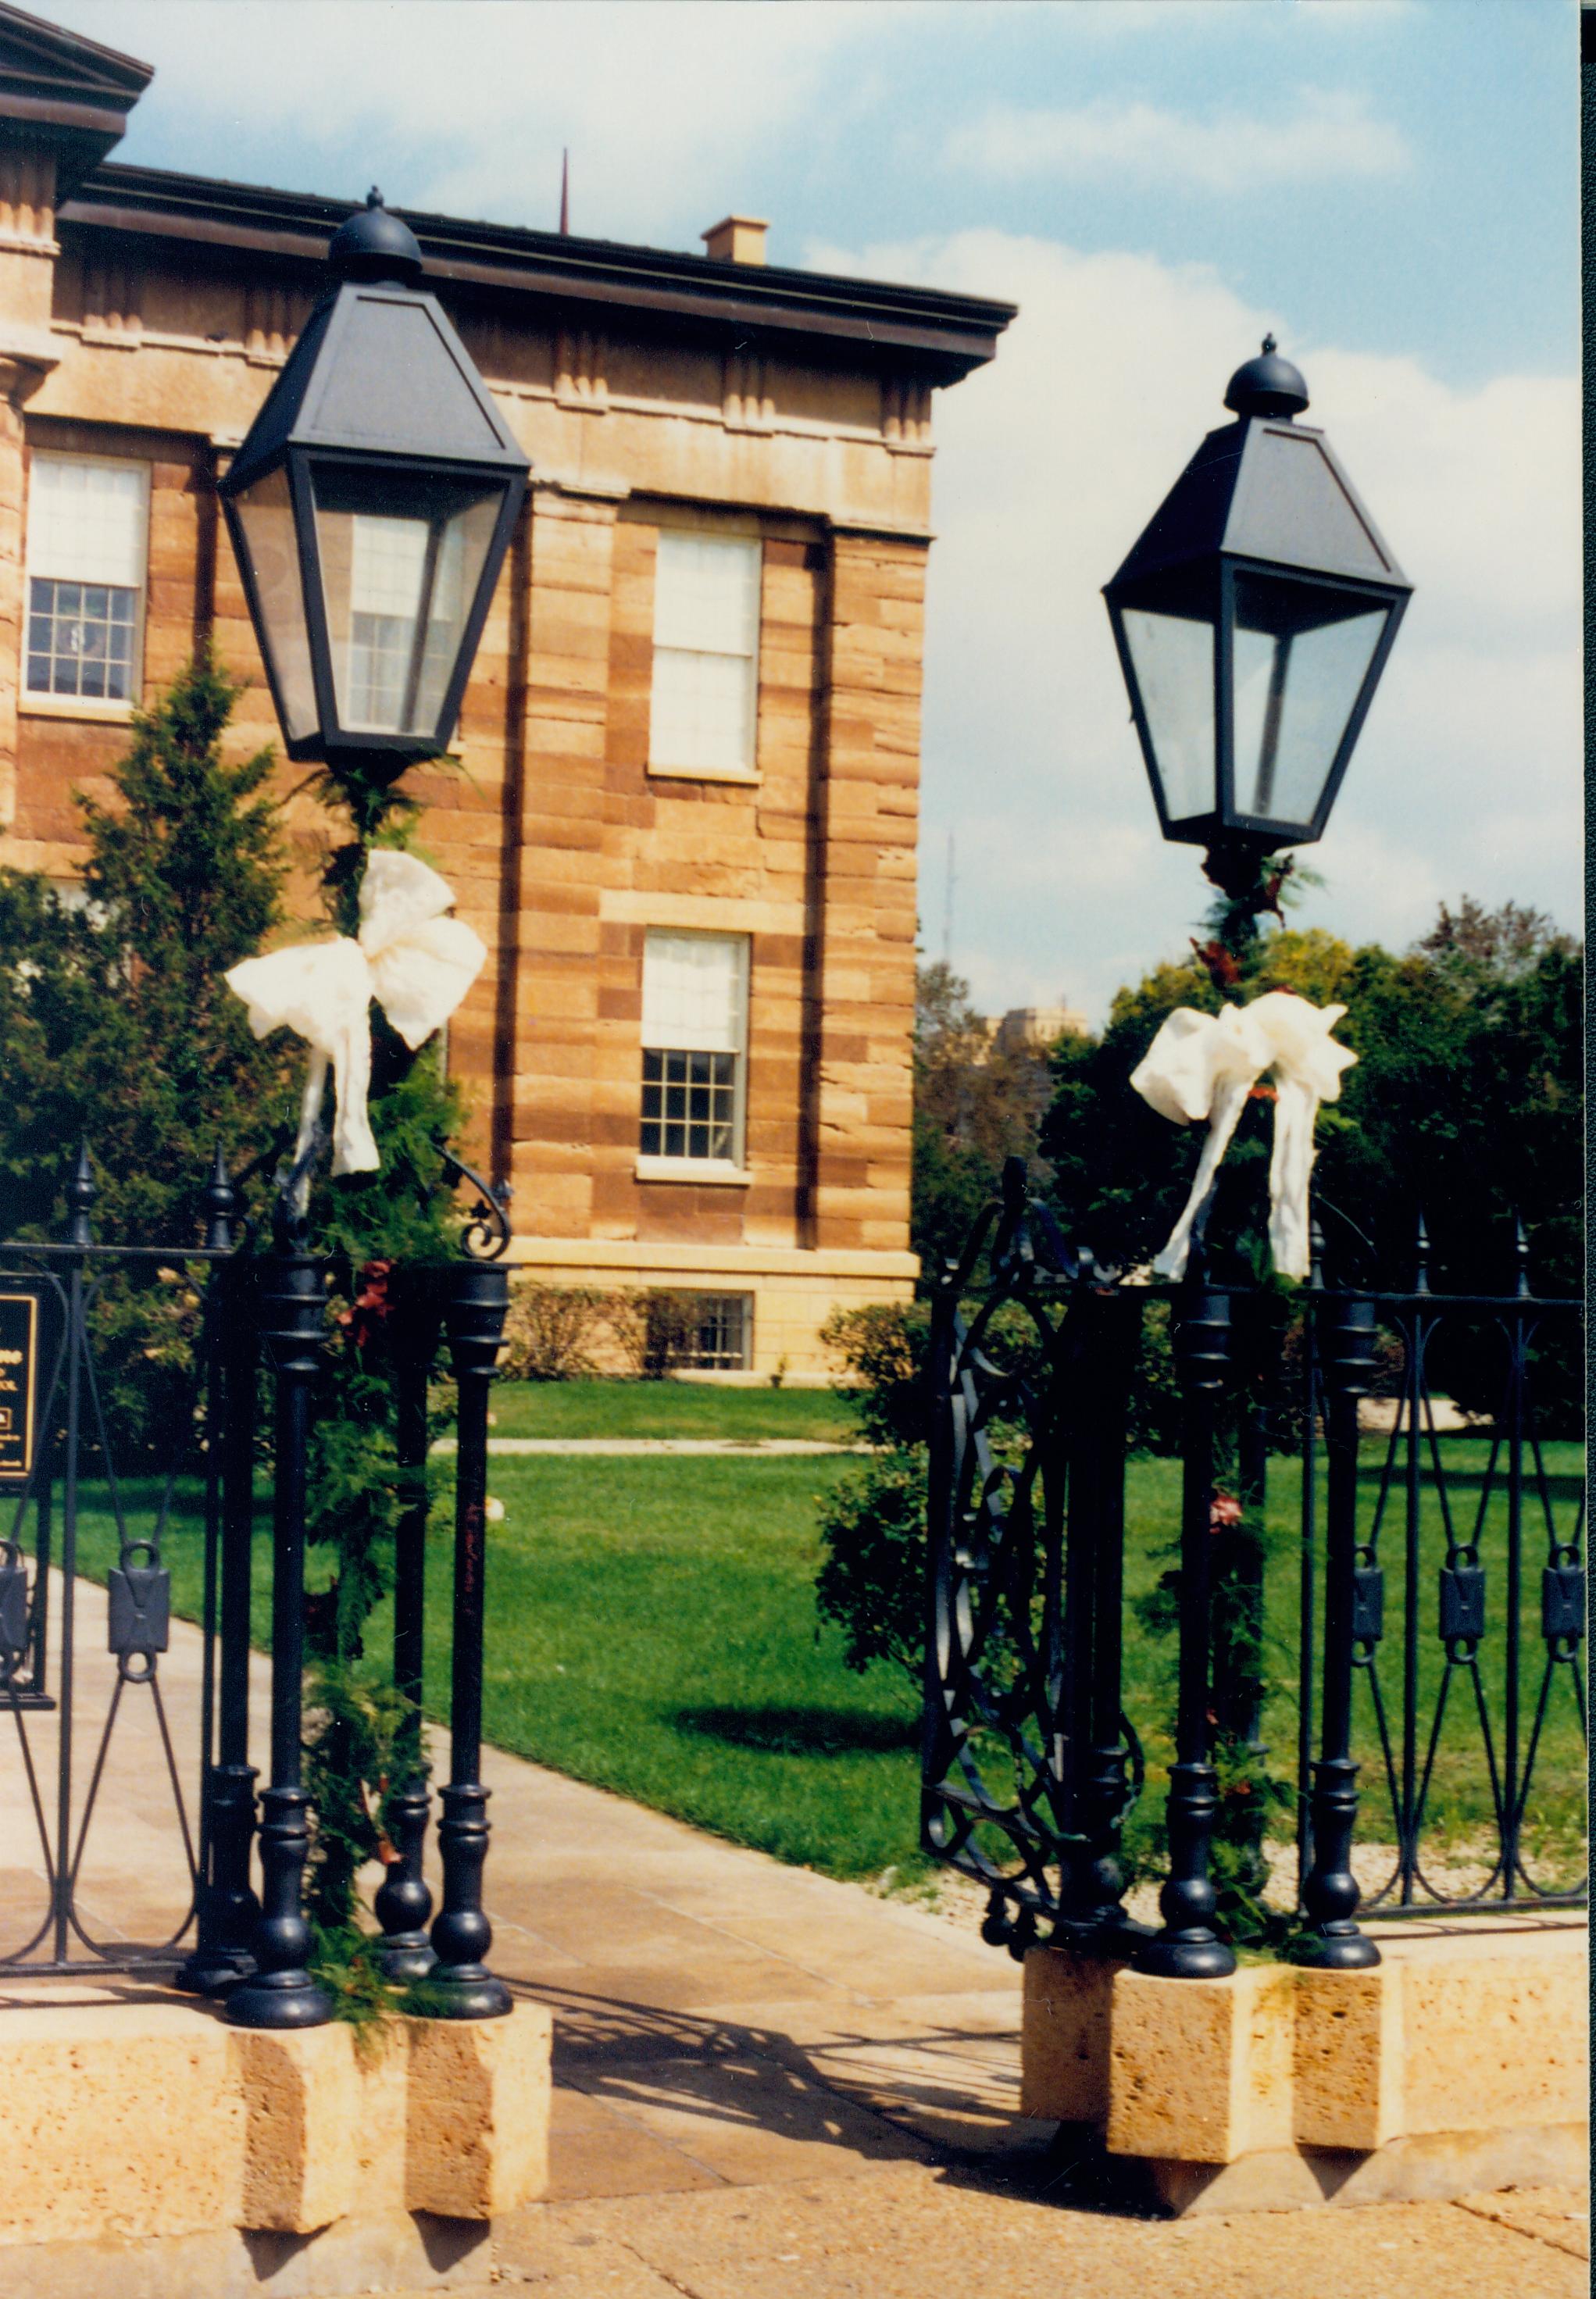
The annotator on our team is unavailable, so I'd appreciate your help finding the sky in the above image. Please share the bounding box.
[45,0,1583,1023]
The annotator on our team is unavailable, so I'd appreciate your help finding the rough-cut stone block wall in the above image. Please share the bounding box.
[812,534,925,1255]
[0,191,952,1363]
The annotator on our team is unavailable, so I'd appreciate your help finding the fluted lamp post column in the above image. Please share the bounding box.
[1101,344,1411,1976]
[427,1258,512,2018]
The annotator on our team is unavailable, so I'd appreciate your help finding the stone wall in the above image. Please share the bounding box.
[0,157,967,1370]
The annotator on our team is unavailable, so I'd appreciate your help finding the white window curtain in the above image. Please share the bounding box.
[648,530,761,775]
[27,455,148,586]
[641,930,748,1053]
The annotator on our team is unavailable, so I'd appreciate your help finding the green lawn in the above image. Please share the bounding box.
[59,1412,1587,1894]
[486,1377,855,1444]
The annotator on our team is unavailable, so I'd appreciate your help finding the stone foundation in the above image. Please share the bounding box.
[0,1994,550,2284]
[1022,1920,1587,2212]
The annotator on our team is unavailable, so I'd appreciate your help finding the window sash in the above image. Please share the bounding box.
[27,454,148,589]
[639,1048,739,1162]
[649,648,756,775]
[686,1294,752,1370]
[26,579,138,701]
[652,531,760,655]
[641,930,748,1055]
[650,530,761,773]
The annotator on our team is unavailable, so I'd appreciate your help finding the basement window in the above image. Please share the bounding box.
[647,1292,752,1373]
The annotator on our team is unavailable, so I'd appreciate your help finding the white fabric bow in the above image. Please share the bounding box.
[226,851,487,1178]
[1130,989,1356,1281]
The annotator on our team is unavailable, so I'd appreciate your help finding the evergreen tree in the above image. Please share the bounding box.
[0,648,291,1240]
[0,654,295,1460]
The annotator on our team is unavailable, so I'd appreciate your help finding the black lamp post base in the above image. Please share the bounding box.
[1053,1908,1154,1956]
[376,1931,437,1985]
[1286,1923,1381,1971]
[174,1945,255,1997]
[419,1965,512,2020]
[225,1970,337,2029]
[1133,1931,1237,1980]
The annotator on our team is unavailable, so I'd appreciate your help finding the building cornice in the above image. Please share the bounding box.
[0,2,151,199]
[59,163,1016,383]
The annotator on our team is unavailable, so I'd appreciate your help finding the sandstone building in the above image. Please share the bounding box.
[0,5,1012,1375]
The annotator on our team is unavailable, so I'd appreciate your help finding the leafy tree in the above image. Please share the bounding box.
[1040,906,1581,1314]
[912,961,1059,1280]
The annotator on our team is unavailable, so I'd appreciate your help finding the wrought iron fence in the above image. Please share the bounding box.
[0,1141,518,2022]
[922,1160,1586,1974]
[0,1147,246,1975]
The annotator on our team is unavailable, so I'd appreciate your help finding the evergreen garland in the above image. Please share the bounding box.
[293,756,470,1936]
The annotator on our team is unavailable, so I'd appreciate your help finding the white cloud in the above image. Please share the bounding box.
[44,1,907,248]
[948,87,1410,192]
[805,229,1581,1023]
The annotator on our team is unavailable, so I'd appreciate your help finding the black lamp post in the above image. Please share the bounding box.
[1104,338,1410,905]
[220,192,528,2028]
[219,191,529,776]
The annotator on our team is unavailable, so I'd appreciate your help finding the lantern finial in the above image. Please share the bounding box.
[1224,337,1309,421]
[328,187,423,286]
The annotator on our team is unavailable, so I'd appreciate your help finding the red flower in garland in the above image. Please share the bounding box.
[339,1257,394,1353]
[1209,1491,1243,1532]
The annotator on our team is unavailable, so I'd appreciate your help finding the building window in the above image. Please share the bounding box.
[338,511,465,733]
[647,1292,752,1373]
[685,1294,752,1371]
[24,453,148,704]
[639,930,748,1166]
[648,530,761,776]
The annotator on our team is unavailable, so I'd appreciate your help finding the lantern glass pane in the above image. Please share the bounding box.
[1233,575,1388,827]
[311,468,504,739]
[1121,605,1214,823]
[230,468,317,743]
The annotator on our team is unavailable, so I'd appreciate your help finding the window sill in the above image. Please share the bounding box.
[635,1158,752,1187]
[21,693,137,725]
[646,761,761,786]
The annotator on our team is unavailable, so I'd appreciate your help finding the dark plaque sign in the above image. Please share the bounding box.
[0,1294,39,1484]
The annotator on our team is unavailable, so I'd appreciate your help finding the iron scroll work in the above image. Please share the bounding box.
[0,1140,516,1987]
[921,1160,1587,1969]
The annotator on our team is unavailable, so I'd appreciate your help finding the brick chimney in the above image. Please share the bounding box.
[701,215,768,265]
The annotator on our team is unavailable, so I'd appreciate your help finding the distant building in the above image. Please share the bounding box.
[0,4,1015,1376]
[990,1005,1089,1057]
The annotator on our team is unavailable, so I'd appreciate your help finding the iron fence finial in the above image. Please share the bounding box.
[66,1141,95,1248]
[204,1146,237,1253]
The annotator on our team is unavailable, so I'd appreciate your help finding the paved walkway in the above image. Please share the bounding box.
[0,1587,1585,2297]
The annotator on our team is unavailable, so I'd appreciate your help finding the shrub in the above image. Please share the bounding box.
[815,1450,926,1686]
[592,1287,702,1379]
[820,1301,931,1449]
[501,1283,609,1382]
[642,1290,705,1377]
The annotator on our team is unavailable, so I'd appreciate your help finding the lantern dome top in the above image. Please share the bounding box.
[328,188,423,286]
[1224,336,1309,422]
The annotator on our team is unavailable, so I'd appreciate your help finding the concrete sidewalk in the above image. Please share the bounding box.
[0,1589,1585,2297]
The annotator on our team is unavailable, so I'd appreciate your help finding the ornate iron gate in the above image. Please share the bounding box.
[923,1162,1587,1972]
[0,1148,248,1974]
